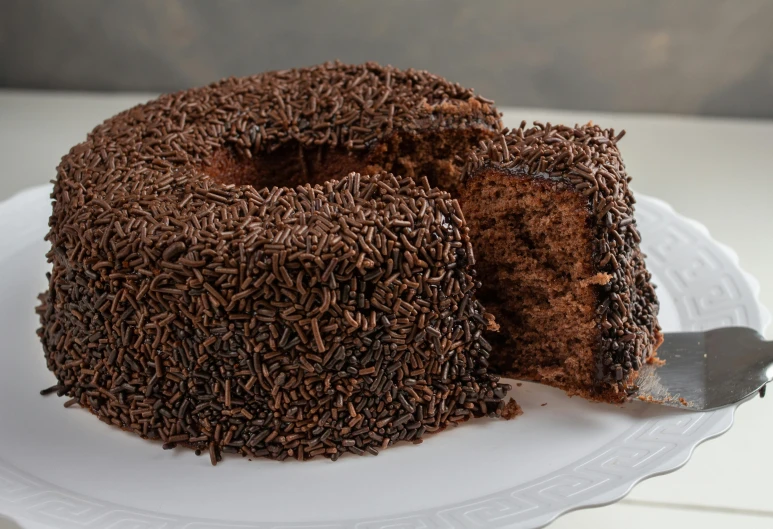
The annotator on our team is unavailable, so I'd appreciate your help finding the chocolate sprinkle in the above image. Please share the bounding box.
[465,122,662,391]
[36,62,506,464]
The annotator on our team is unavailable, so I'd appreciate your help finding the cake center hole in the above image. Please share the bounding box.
[204,129,492,195]
[206,143,369,191]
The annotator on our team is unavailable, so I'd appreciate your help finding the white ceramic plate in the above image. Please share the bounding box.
[0,186,768,529]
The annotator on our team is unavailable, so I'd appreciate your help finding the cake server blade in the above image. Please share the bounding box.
[634,327,773,411]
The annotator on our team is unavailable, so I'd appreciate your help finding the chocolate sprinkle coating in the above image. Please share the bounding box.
[465,122,662,391]
[37,62,506,463]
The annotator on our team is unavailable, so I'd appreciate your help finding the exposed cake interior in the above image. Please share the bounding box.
[206,129,490,195]
[459,169,610,395]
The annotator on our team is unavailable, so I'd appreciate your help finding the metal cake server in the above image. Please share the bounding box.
[634,327,773,411]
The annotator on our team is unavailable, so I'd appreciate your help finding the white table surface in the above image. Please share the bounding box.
[0,90,771,528]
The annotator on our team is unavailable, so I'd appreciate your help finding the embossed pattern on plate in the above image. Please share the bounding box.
[0,187,768,529]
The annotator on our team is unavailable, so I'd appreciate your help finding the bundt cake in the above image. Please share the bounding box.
[38,62,659,464]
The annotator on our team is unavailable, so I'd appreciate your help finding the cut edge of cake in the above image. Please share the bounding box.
[459,122,662,402]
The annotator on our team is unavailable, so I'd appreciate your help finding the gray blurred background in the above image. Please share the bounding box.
[2,0,773,118]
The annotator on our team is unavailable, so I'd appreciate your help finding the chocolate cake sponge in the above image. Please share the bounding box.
[460,123,662,400]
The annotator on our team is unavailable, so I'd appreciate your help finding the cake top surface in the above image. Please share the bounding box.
[467,121,628,186]
[63,61,501,193]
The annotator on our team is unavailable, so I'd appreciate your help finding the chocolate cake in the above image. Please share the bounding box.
[38,62,660,464]
[36,62,512,464]
[460,123,662,401]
